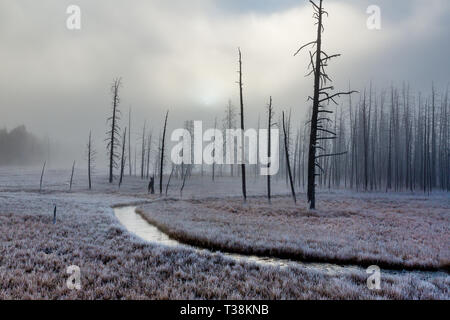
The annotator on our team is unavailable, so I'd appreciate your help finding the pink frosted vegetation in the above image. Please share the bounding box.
[0,168,448,299]
[138,195,449,270]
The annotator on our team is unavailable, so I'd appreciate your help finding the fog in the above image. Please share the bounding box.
[0,0,449,167]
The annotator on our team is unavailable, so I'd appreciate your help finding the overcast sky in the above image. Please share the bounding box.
[1,0,449,163]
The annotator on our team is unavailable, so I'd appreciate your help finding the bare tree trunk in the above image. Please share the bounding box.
[387,87,394,191]
[128,107,132,176]
[141,122,146,179]
[39,161,46,192]
[238,48,247,201]
[283,111,297,203]
[180,166,188,198]
[431,82,436,190]
[119,128,127,188]
[165,164,174,196]
[212,117,217,181]
[267,96,273,203]
[146,132,152,179]
[160,111,169,194]
[295,0,354,208]
[69,161,75,191]
[108,78,122,183]
[306,1,323,210]
[87,131,93,190]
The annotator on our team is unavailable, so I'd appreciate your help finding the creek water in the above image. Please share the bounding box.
[114,206,447,278]
[114,206,362,274]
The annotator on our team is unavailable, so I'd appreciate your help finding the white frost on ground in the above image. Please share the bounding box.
[0,167,449,299]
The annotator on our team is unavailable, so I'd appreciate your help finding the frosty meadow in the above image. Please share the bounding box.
[0,0,449,305]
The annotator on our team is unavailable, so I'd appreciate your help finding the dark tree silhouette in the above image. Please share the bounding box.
[140,121,146,179]
[146,132,152,179]
[223,100,237,176]
[237,48,247,201]
[39,161,46,192]
[165,164,174,196]
[212,117,217,181]
[159,110,169,194]
[266,96,275,203]
[295,0,355,209]
[86,130,96,190]
[0,125,45,165]
[69,161,75,191]
[119,127,127,188]
[128,107,132,176]
[106,78,122,183]
[283,111,296,203]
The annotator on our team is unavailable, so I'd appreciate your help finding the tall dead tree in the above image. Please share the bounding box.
[237,48,247,201]
[283,111,297,203]
[165,164,175,196]
[160,110,169,194]
[295,0,355,209]
[69,161,75,191]
[86,130,95,190]
[128,107,132,176]
[107,78,122,183]
[223,100,237,176]
[140,121,146,179]
[119,127,127,188]
[39,161,46,192]
[431,82,436,189]
[266,96,275,203]
[146,132,152,179]
[212,117,217,181]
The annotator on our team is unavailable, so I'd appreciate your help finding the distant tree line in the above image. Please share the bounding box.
[281,83,449,193]
[0,125,46,166]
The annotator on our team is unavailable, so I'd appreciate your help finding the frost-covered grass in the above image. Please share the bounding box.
[0,191,448,299]
[138,195,449,271]
[0,167,449,299]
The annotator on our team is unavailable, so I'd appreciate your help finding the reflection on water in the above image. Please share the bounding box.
[114,206,180,247]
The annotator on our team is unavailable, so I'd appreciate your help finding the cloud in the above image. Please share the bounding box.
[0,0,448,164]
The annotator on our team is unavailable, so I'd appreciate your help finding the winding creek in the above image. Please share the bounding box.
[114,206,447,278]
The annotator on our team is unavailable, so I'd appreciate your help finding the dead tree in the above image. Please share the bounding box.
[140,121,146,179]
[180,166,189,198]
[119,127,127,188]
[53,205,57,225]
[107,78,122,183]
[128,107,132,176]
[266,96,275,203]
[237,48,247,201]
[86,131,96,190]
[431,82,436,189]
[212,117,217,181]
[160,110,169,194]
[223,100,237,176]
[293,128,300,187]
[39,161,46,192]
[165,164,175,196]
[386,87,394,191]
[294,0,355,209]
[69,161,75,191]
[283,111,297,203]
[146,132,152,179]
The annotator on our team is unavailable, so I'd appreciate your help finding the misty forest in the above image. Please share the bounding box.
[0,0,449,300]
